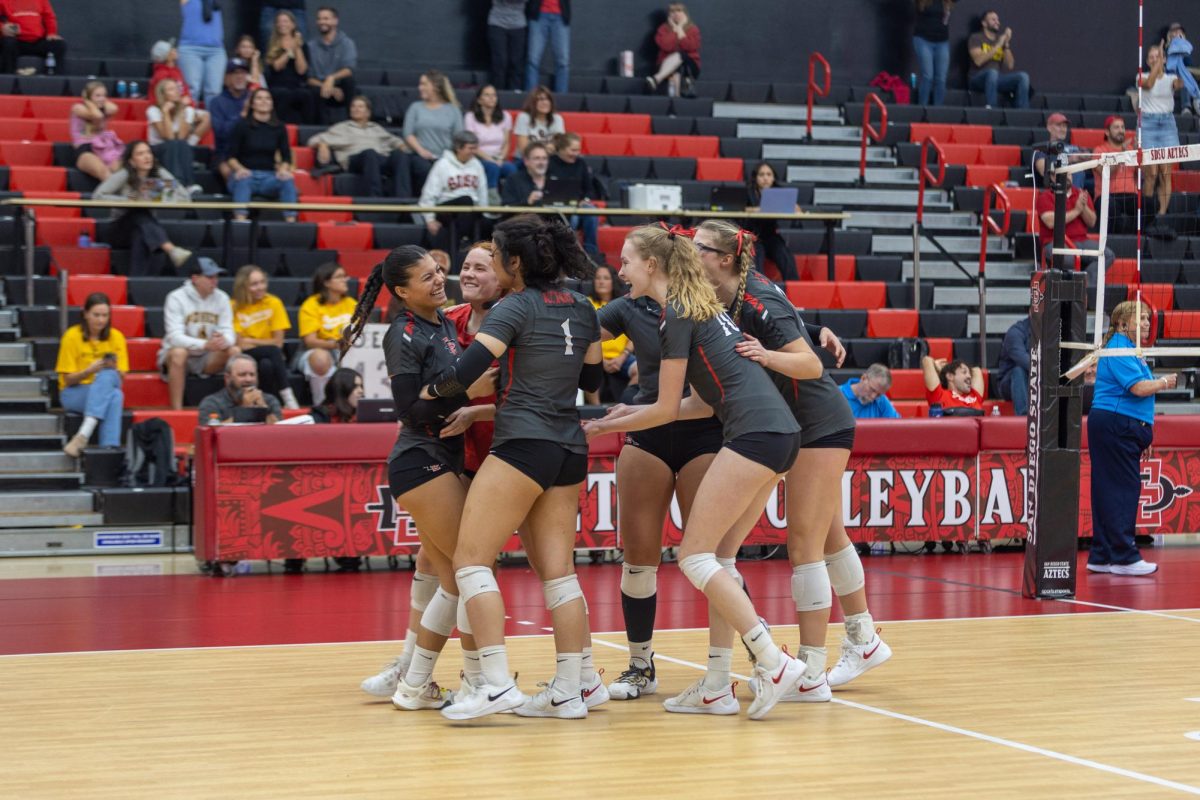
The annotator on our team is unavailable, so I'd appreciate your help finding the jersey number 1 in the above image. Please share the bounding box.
[561,320,574,355]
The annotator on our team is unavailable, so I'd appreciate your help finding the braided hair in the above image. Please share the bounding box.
[492,213,593,290]
[696,219,756,322]
[339,245,429,356]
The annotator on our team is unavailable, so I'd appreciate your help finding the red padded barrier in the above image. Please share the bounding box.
[851,418,979,455]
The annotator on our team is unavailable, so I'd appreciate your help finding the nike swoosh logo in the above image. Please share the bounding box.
[702,693,730,704]
[750,632,763,642]
[771,662,789,685]
[798,681,824,693]
[481,652,500,658]
[582,685,598,698]
[487,686,512,702]
[628,569,644,574]
[862,642,881,660]
[550,697,575,707]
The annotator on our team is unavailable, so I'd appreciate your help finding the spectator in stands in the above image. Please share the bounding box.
[296,262,355,404]
[500,140,549,206]
[548,131,601,256]
[197,353,282,423]
[487,0,526,91]
[0,0,65,75]
[1034,112,1087,191]
[646,2,700,98]
[513,85,564,155]
[210,58,252,180]
[1139,44,1182,236]
[967,10,1029,109]
[1165,23,1200,116]
[525,0,570,93]
[160,257,240,410]
[259,0,307,49]
[230,263,300,409]
[840,364,901,419]
[94,141,195,276]
[147,78,210,189]
[177,0,227,108]
[1093,116,1139,235]
[233,35,266,91]
[745,161,800,282]
[308,95,412,196]
[465,84,516,190]
[226,88,298,222]
[586,264,632,404]
[264,10,315,124]
[1036,175,1113,282]
[995,316,1030,415]
[305,6,356,123]
[57,292,128,457]
[150,40,189,101]
[418,130,489,252]
[921,355,985,413]
[912,0,956,106]
[71,80,125,184]
[311,366,361,423]
[402,70,463,193]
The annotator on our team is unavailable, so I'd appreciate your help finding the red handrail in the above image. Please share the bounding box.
[978,183,1012,275]
[858,93,888,184]
[806,52,831,140]
[916,136,946,225]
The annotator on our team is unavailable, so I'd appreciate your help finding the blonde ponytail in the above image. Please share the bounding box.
[626,225,724,321]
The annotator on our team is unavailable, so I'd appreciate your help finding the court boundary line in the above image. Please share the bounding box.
[591,639,1200,796]
[1053,598,1200,623]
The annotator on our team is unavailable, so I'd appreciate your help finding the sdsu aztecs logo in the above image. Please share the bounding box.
[364,485,420,544]
[1138,458,1193,527]
[1029,279,1045,314]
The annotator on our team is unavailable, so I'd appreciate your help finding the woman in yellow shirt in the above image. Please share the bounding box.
[296,262,356,404]
[57,293,130,457]
[586,263,635,404]
[231,264,299,409]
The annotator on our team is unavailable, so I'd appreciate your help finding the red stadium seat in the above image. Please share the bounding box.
[560,112,607,134]
[108,305,145,338]
[124,375,170,408]
[0,117,42,141]
[22,190,82,218]
[695,157,743,181]
[1162,311,1200,339]
[909,123,954,143]
[965,165,1009,187]
[293,171,331,196]
[977,145,1021,166]
[604,114,652,135]
[671,135,720,158]
[867,308,919,337]
[292,146,315,170]
[949,125,993,145]
[926,336,953,361]
[939,144,979,164]
[67,275,127,305]
[1133,284,1174,311]
[1070,129,1105,149]
[0,96,29,117]
[582,133,630,156]
[785,281,837,309]
[316,221,374,251]
[111,98,150,121]
[26,96,76,120]
[891,400,927,418]
[126,338,160,372]
[796,254,855,282]
[10,165,66,192]
[887,369,926,400]
[598,225,634,258]
[835,281,886,309]
[38,119,70,142]
[0,141,53,166]
[626,134,672,157]
[285,124,299,146]
[1107,258,1138,284]
[36,217,94,247]
[109,120,145,142]
[299,194,351,222]
[338,249,391,278]
[51,246,111,275]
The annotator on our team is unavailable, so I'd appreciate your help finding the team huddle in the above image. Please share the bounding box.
[340,214,892,721]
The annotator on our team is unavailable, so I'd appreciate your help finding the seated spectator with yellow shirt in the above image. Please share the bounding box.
[230,264,299,409]
[296,262,356,404]
[587,264,633,404]
[58,292,129,457]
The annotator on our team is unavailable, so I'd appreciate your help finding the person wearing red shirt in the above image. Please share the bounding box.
[646,2,701,98]
[1092,115,1138,235]
[922,355,985,413]
[0,0,65,75]
[1036,177,1113,281]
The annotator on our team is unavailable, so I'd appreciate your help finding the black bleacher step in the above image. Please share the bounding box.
[3,276,56,305]
[0,473,82,491]
[0,433,62,450]
[603,77,645,96]
[97,487,176,525]
[669,97,713,118]
[847,338,891,369]
[816,310,866,338]
[952,337,1003,369]
[16,306,61,337]
[887,282,935,310]
[0,396,50,413]
[651,115,695,135]
[628,96,671,116]
[0,246,49,276]
[855,256,903,282]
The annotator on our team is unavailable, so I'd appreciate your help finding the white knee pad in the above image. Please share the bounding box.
[825,543,865,596]
[791,561,832,612]
[456,566,500,604]
[456,596,473,635]
[543,574,584,611]
[620,563,658,599]
[410,571,438,612]
[679,553,724,592]
[715,555,743,588]
[420,587,459,637]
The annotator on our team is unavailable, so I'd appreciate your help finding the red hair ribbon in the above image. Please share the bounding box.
[734,228,758,257]
[658,221,696,239]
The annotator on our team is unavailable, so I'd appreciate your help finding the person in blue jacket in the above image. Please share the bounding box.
[996,316,1031,415]
[840,363,900,419]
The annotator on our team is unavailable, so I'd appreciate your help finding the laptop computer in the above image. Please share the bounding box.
[759,186,799,214]
[709,185,749,212]
[357,398,398,423]
[541,177,582,207]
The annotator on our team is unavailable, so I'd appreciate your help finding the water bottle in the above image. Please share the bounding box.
[44,51,55,75]
[910,72,917,90]
[929,403,944,418]
[77,231,91,248]
[991,404,1001,417]
[129,81,140,99]
[116,80,127,98]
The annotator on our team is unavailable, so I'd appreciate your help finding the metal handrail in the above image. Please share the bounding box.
[858,93,888,185]
[806,52,831,140]
[978,183,1012,275]
[916,136,946,225]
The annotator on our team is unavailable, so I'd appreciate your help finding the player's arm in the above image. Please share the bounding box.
[584,358,685,438]
[734,333,823,379]
[422,333,506,400]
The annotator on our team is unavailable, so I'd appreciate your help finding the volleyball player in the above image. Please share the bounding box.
[595,271,724,700]
[695,220,892,698]
[341,246,496,711]
[585,224,816,720]
[425,215,602,721]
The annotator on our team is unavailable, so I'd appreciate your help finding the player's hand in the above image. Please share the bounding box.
[582,419,607,441]
[440,405,479,437]
[734,333,772,367]
[602,403,637,421]
[818,326,846,367]
[467,367,498,399]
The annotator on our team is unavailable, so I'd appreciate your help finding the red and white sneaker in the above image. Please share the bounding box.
[663,679,740,715]
[827,631,892,689]
[582,668,609,709]
[747,651,805,720]
[780,673,831,702]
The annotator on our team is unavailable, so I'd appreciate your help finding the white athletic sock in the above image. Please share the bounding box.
[461,649,482,686]
[798,645,827,682]
[478,644,510,686]
[742,622,781,670]
[397,629,418,672]
[704,646,733,691]
[845,611,875,645]
[403,645,438,687]
[581,647,596,683]
[77,417,98,439]
[555,652,583,695]
[629,641,653,667]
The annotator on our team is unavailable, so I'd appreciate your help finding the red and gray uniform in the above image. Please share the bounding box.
[737,270,855,445]
[482,287,600,454]
[658,302,799,442]
[444,303,496,474]
[597,295,666,403]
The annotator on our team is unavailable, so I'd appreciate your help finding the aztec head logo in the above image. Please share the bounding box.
[1138,459,1193,527]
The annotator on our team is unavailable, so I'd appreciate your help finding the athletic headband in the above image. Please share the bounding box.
[734,228,757,257]
[658,221,695,240]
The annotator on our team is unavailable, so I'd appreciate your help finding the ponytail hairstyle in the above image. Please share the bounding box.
[339,245,430,355]
[1105,300,1152,346]
[625,224,723,321]
[696,218,757,322]
[492,213,593,291]
[423,69,459,108]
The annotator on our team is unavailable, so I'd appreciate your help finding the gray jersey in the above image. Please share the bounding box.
[597,295,665,404]
[738,270,855,444]
[481,287,600,454]
[384,310,465,467]
[659,302,799,442]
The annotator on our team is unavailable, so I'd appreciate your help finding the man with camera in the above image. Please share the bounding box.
[197,353,282,424]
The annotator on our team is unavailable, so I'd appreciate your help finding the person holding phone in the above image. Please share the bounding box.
[58,292,128,457]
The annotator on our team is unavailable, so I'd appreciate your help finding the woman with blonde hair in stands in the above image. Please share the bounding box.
[58,292,129,458]
[230,264,300,409]
[264,10,316,124]
[147,77,210,190]
[584,223,812,719]
[690,218,892,708]
[71,80,125,183]
[402,69,463,192]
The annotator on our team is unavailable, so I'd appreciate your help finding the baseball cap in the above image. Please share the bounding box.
[150,39,175,64]
[225,57,250,74]
[1046,112,1069,126]
[1104,114,1124,130]
[190,257,224,277]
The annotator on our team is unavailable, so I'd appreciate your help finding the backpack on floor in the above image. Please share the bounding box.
[124,418,180,487]
[887,338,929,369]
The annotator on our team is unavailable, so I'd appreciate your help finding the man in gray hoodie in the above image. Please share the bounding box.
[159,258,240,410]
[306,6,357,123]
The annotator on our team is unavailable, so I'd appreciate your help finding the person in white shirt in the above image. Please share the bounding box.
[1140,44,1183,233]
[146,78,210,189]
[158,258,240,410]
[417,130,490,253]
